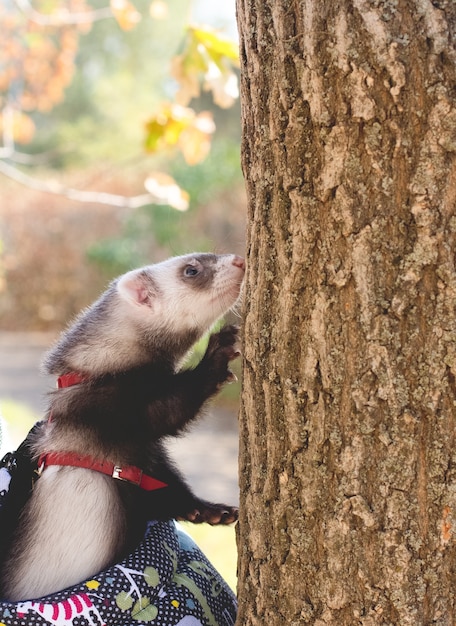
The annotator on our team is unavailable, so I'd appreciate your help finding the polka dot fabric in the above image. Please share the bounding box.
[0,465,237,626]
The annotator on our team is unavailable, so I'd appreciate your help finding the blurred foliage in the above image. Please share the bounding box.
[172,25,239,108]
[0,0,245,329]
[144,104,215,166]
[16,0,192,166]
[0,188,125,329]
[87,136,243,274]
[0,164,245,330]
[1,0,240,169]
[0,0,91,134]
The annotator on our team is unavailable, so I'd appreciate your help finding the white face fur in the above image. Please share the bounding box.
[8,255,245,601]
[44,253,245,375]
[116,253,245,335]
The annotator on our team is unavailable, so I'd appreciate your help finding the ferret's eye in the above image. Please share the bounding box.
[184,265,199,277]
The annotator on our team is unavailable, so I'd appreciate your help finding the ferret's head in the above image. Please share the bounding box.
[44,253,245,376]
[117,252,244,334]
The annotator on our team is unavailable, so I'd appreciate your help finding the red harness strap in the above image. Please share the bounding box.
[42,372,168,491]
[57,372,87,388]
[48,373,86,423]
[38,452,168,491]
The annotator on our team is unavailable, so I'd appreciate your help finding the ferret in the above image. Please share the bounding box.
[0,252,244,602]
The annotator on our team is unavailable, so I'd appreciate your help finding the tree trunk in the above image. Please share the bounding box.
[235,1,456,624]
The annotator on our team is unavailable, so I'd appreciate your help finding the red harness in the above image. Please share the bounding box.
[57,372,87,388]
[38,452,168,490]
[39,372,168,491]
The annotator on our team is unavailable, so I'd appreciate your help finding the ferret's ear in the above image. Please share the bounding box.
[117,270,156,307]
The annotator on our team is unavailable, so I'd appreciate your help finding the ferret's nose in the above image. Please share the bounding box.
[232,255,245,271]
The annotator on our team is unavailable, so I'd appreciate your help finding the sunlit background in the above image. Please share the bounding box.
[0,0,244,590]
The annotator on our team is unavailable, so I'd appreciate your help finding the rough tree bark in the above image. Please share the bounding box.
[235,1,456,624]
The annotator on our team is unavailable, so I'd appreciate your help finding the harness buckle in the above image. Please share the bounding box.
[112,464,143,486]
[112,466,125,481]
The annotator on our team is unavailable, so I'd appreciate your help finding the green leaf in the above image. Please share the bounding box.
[116,591,134,611]
[144,566,160,588]
[132,597,159,621]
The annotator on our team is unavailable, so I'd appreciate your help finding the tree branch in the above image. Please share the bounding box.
[0,159,167,209]
[13,0,113,25]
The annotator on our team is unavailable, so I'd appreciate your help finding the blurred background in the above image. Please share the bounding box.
[0,0,245,590]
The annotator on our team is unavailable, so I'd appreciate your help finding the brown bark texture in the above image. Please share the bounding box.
[235,1,456,624]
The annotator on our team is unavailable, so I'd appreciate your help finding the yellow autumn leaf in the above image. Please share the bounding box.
[144,104,214,165]
[144,103,195,151]
[111,0,141,30]
[144,172,189,211]
[178,111,215,165]
[162,105,192,145]
[179,125,212,165]
[171,55,200,106]
[191,26,240,64]
[203,62,239,109]
[170,25,239,107]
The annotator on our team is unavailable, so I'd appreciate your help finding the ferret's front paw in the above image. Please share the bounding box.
[181,502,239,525]
[201,325,240,387]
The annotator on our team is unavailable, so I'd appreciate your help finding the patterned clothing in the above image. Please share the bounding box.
[0,441,237,626]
